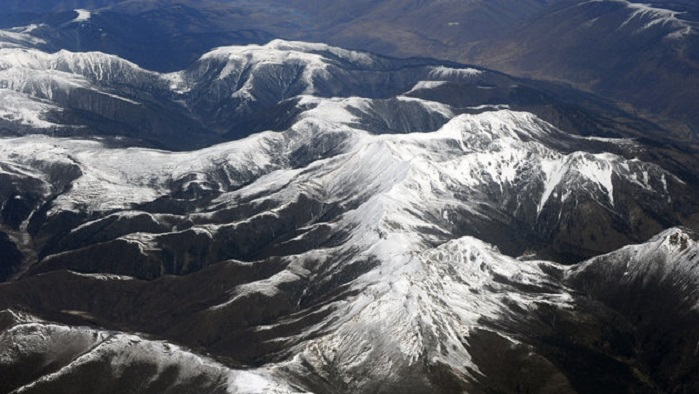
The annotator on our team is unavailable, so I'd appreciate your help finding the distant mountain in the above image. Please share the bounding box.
[0,5,275,72]
[288,0,699,137]
[1,37,699,392]
[462,0,699,138]
[0,37,673,149]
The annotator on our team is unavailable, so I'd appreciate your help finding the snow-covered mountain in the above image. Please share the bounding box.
[0,310,304,394]
[1,39,699,393]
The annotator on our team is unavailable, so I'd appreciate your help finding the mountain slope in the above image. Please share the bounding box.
[462,0,699,137]
[567,228,699,392]
[0,311,303,394]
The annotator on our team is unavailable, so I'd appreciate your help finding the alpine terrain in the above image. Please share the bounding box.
[0,2,698,394]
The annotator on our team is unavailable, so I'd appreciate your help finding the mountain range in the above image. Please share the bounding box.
[2,0,697,135]
[0,2,699,393]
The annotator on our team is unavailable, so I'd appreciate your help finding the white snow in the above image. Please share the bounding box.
[67,271,135,281]
[581,0,694,37]
[667,26,694,39]
[1,321,303,394]
[538,157,568,213]
[267,39,375,66]
[297,95,370,124]
[405,80,448,94]
[574,152,616,206]
[194,39,371,96]
[428,66,482,80]
[161,71,189,93]
[569,227,699,292]
[0,27,46,49]
[0,46,157,125]
[72,9,92,23]
[467,104,511,110]
[535,150,662,213]
[208,270,301,311]
[0,89,60,128]
[622,2,686,30]
[282,235,572,386]
[395,95,454,118]
[0,37,691,393]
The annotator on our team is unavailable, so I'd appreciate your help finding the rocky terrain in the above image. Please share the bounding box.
[0,3,698,393]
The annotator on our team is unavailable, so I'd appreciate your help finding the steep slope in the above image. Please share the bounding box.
[0,311,303,394]
[567,227,699,392]
[0,45,205,148]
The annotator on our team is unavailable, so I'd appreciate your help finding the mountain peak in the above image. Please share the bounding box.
[653,226,697,253]
[200,39,376,68]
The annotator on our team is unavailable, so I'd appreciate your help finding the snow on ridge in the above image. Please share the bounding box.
[0,46,159,127]
[295,95,454,127]
[657,227,697,251]
[667,26,694,39]
[405,80,449,94]
[0,128,284,214]
[0,28,46,49]
[296,95,370,124]
[68,271,136,281]
[438,110,549,145]
[580,0,693,36]
[0,47,51,69]
[568,227,699,284]
[467,104,511,111]
[197,42,335,96]
[161,71,189,93]
[288,234,572,384]
[623,2,688,30]
[538,152,618,213]
[189,39,378,96]
[606,0,693,33]
[52,49,152,81]
[0,47,150,82]
[267,39,375,66]
[200,39,374,69]
[1,321,303,394]
[395,95,454,118]
[428,65,482,80]
[536,149,675,214]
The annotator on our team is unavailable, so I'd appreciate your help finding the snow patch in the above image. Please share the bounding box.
[0,89,60,128]
[405,80,448,94]
[72,9,92,23]
[428,66,482,80]
[68,271,135,281]
[616,0,693,34]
